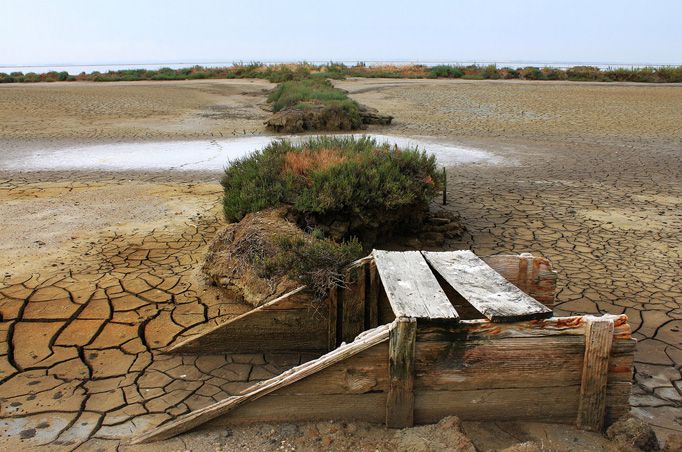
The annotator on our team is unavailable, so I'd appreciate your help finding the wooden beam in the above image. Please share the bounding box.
[422,250,552,322]
[131,321,392,444]
[577,316,614,431]
[386,317,417,428]
[373,250,459,320]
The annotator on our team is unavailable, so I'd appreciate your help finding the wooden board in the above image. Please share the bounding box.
[373,250,459,320]
[205,393,387,426]
[482,253,557,305]
[422,250,552,322]
[341,264,366,343]
[132,322,392,444]
[414,386,580,424]
[167,286,329,353]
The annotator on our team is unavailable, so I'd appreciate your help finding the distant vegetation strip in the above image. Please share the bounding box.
[2,62,682,83]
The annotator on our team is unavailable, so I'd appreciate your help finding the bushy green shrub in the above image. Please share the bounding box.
[267,78,356,112]
[429,65,464,78]
[221,136,441,240]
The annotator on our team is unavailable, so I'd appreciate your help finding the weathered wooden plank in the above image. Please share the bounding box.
[577,316,614,431]
[386,317,417,428]
[277,342,388,395]
[168,286,329,353]
[341,264,366,343]
[366,260,380,329]
[131,322,392,444]
[417,314,630,342]
[423,250,552,322]
[415,336,585,391]
[373,250,458,320]
[482,253,557,305]
[205,393,387,426]
[414,386,580,424]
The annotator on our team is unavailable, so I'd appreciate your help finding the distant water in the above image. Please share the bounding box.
[0,60,674,75]
[1,134,501,172]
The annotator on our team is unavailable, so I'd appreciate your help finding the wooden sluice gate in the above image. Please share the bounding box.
[133,250,635,444]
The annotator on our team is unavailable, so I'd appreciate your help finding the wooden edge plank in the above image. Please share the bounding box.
[577,316,615,432]
[367,260,380,329]
[386,317,417,428]
[166,286,309,353]
[131,321,393,444]
[422,250,552,322]
[372,250,458,320]
[417,314,629,341]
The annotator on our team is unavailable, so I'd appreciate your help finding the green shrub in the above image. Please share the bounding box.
[221,136,441,241]
[429,65,464,78]
[267,78,355,112]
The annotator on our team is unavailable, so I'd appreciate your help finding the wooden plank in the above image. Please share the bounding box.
[415,336,585,391]
[168,286,329,353]
[577,316,614,431]
[131,322,392,444]
[482,253,557,305]
[341,264,366,343]
[414,386,580,424]
[373,250,459,320]
[205,393,387,426]
[417,314,629,342]
[422,250,553,322]
[275,342,388,395]
[386,317,417,428]
[366,260,380,329]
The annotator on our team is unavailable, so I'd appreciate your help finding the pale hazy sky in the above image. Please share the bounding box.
[2,0,681,66]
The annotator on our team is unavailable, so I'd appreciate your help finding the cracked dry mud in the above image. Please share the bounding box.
[0,79,681,450]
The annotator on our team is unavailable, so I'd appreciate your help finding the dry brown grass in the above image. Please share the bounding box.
[282,149,352,176]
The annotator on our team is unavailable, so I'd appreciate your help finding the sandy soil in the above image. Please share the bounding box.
[0,78,680,450]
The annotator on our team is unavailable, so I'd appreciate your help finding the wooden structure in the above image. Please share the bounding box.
[133,250,634,444]
[169,252,557,353]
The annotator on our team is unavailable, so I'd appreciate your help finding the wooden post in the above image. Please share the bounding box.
[577,316,614,431]
[386,317,417,428]
[366,260,379,329]
[327,286,339,351]
[442,167,447,205]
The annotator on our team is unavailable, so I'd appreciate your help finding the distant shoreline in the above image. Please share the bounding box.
[1,60,680,75]
[1,62,682,84]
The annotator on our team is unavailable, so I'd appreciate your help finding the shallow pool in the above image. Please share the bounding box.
[2,134,500,171]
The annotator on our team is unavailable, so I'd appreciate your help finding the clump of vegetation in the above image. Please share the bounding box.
[221,136,441,243]
[267,78,358,113]
[261,235,364,298]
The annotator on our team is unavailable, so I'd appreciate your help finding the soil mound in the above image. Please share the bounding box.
[265,102,393,133]
[202,208,302,307]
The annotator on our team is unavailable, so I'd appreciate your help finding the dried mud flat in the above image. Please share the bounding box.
[0,79,681,450]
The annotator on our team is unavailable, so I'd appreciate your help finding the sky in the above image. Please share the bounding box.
[2,0,681,66]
